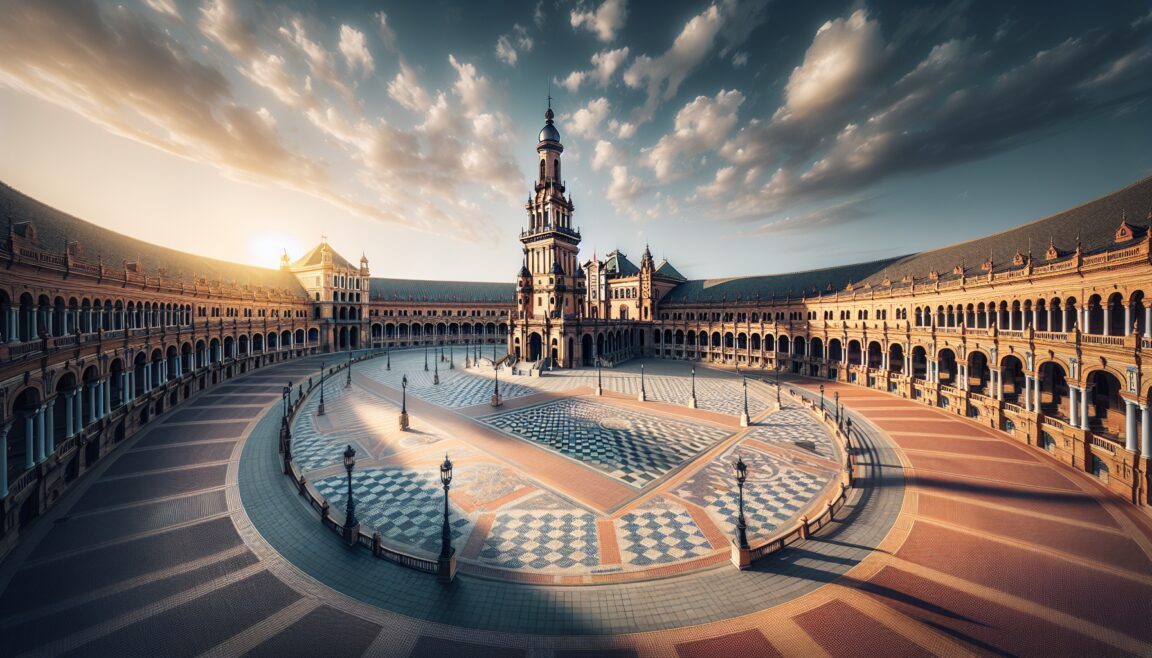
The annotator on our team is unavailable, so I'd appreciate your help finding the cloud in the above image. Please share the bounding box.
[0,2,326,192]
[375,12,398,52]
[338,25,374,75]
[570,0,628,42]
[623,0,766,124]
[388,62,433,112]
[591,139,622,171]
[557,46,629,92]
[647,90,744,181]
[279,15,355,104]
[565,97,611,138]
[778,9,884,122]
[495,24,533,66]
[145,0,180,20]
[199,0,259,57]
[731,51,748,67]
[747,199,873,236]
[607,165,644,205]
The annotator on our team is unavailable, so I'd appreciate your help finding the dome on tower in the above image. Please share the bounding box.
[538,105,560,142]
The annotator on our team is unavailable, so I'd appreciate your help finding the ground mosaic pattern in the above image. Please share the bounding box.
[478,503,600,571]
[615,497,713,566]
[313,467,472,556]
[676,446,834,543]
[746,406,839,459]
[478,398,732,487]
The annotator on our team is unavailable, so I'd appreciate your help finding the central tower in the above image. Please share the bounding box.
[510,101,585,366]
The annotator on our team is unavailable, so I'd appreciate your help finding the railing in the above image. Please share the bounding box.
[1041,415,1069,430]
[1034,331,1069,343]
[280,350,442,576]
[998,329,1025,339]
[1081,334,1125,347]
[1089,433,1118,454]
[1003,402,1024,414]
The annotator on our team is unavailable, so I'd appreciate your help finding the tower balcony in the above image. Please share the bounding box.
[519,226,581,241]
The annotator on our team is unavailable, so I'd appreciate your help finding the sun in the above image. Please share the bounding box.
[247,232,304,269]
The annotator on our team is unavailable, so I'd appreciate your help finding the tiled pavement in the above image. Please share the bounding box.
[0,349,1150,657]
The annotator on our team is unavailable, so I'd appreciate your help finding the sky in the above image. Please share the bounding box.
[1,1,1151,283]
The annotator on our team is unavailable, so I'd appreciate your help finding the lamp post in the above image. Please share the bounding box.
[733,455,750,549]
[819,384,825,414]
[318,361,326,416]
[491,361,502,407]
[386,347,390,371]
[834,391,840,423]
[433,350,440,385]
[345,350,353,389]
[399,374,409,430]
[449,345,454,370]
[740,376,750,427]
[688,366,697,408]
[282,383,291,419]
[437,453,456,583]
[638,362,646,402]
[342,445,359,543]
[775,361,781,407]
[424,346,429,371]
[596,357,603,396]
[845,417,853,452]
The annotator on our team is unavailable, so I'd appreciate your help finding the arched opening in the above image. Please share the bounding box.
[910,346,927,380]
[846,340,861,366]
[827,339,842,362]
[968,352,990,394]
[529,333,543,361]
[866,342,883,369]
[1001,355,1025,404]
[582,334,593,366]
[937,349,957,386]
[1038,361,1068,420]
[888,343,904,374]
[1086,370,1125,438]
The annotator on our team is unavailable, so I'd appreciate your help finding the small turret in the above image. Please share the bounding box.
[360,252,370,276]
[279,249,290,271]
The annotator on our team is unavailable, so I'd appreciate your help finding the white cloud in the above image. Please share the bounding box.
[565,97,611,138]
[279,16,355,103]
[607,164,643,205]
[591,139,622,171]
[375,12,398,52]
[557,46,629,93]
[496,24,534,66]
[199,0,258,57]
[448,55,492,115]
[647,89,744,181]
[570,0,628,42]
[387,62,433,112]
[145,0,180,20]
[779,9,884,122]
[338,25,374,75]
[732,51,748,67]
[695,166,738,199]
[242,53,311,109]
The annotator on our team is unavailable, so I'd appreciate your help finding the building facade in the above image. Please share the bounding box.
[1,110,1150,561]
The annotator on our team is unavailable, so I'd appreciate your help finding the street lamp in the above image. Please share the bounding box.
[689,366,697,408]
[775,361,781,407]
[386,347,391,371]
[820,384,825,413]
[449,346,454,370]
[342,444,359,543]
[438,453,455,583]
[740,376,750,427]
[638,362,646,402]
[491,361,502,406]
[345,350,353,389]
[318,361,327,416]
[433,350,440,385]
[282,383,291,419]
[424,346,429,371]
[733,454,750,550]
[834,391,840,423]
[596,356,603,396]
[845,417,853,451]
[399,374,410,430]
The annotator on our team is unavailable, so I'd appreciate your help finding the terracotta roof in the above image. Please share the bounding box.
[369,277,514,303]
[0,181,306,293]
[292,242,356,270]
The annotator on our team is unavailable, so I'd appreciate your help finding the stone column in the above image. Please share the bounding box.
[24,412,34,470]
[1034,375,1041,412]
[1024,376,1032,411]
[1032,308,1039,330]
[45,399,55,454]
[1141,404,1151,456]
[1082,307,1090,333]
[1080,386,1091,430]
[1145,304,1152,339]
[7,307,18,343]
[1124,304,1132,335]
[0,423,8,497]
[1125,401,1138,452]
[1069,386,1079,426]
[102,379,111,416]
[996,370,1005,401]
[1103,307,1112,336]
[73,390,82,432]
[87,384,96,424]
[65,391,74,437]
[34,406,45,464]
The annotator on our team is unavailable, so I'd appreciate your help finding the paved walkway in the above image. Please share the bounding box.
[0,352,1148,657]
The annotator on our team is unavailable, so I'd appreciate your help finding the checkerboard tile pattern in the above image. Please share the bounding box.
[314,467,472,555]
[477,509,599,571]
[746,407,838,459]
[616,499,713,566]
[478,398,732,487]
[675,448,831,542]
[363,362,535,408]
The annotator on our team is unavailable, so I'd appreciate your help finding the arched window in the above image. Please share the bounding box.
[539,160,546,180]
[555,159,560,182]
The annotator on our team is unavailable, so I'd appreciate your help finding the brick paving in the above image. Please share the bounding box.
[0,351,1149,657]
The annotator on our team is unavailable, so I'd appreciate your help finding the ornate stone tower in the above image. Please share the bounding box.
[510,101,584,366]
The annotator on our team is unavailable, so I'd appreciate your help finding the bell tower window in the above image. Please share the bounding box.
[539,160,546,181]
